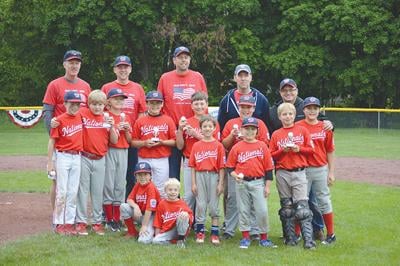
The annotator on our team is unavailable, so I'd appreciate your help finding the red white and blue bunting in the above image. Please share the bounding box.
[7,109,43,128]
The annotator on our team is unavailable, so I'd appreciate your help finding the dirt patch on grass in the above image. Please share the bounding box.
[0,155,399,245]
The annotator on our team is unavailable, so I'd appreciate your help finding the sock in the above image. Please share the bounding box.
[196,224,205,234]
[323,212,334,235]
[124,218,138,236]
[242,231,250,239]
[260,233,267,241]
[178,235,185,240]
[211,226,219,236]
[112,205,121,222]
[295,222,301,236]
[103,204,113,222]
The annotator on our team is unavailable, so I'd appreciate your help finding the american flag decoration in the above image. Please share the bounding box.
[7,109,43,128]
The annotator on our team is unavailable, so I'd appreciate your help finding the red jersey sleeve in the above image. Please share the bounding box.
[144,184,161,212]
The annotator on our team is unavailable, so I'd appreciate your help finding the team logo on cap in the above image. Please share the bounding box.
[116,89,123,94]
[152,92,158,97]
[248,117,256,123]
[120,56,128,62]
[283,78,290,84]
[139,163,146,169]
[243,95,251,101]
[309,97,317,102]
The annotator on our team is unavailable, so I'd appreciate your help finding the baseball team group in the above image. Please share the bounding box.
[42,46,336,249]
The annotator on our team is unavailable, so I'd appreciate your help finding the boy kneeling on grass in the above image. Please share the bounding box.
[120,162,161,243]
[152,178,194,248]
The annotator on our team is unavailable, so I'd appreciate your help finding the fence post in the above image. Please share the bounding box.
[378,111,381,132]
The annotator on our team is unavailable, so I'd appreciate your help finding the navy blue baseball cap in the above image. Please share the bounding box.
[64,90,83,103]
[303,97,321,108]
[63,50,82,62]
[173,46,190,57]
[146,91,164,102]
[279,78,297,90]
[134,162,152,174]
[113,55,131,66]
[242,117,259,128]
[234,64,252,75]
[238,95,256,106]
[107,88,128,99]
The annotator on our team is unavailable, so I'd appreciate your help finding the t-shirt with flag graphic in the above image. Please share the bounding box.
[153,199,194,233]
[157,69,207,125]
[50,112,83,152]
[189,139,225,172]
[127,181,161,214]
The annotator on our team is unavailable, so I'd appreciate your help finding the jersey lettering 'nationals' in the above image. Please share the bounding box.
[189,140,225,172]
[108,112,132,149]
[296,120,335,167]
[226,141,274,177]
[269,125,314,170]
[153,199,193,233]
[50,112,83,152]
[132,114,176,158]
[80,108,110,156]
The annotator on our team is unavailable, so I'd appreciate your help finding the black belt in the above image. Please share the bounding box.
[81,151,103,160]
[286,167,305,172]
[243,176,263,182]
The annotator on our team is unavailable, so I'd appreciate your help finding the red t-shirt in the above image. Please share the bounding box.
[233,90,253,105]
[127,181,161,213]
[181,116,220,158]
[222,117,270,149]
[226,140,274,177]
[269,125,314,170]
[81,108,110,156]
[296,120,335,167]
[132,114,176,158]
[189,140,225,172]
[157,70,208,125]
[43,77,91,117]
[101,80,146,125]
[109,111,131,149]
[50,112,83,152]
[153,199,194,233]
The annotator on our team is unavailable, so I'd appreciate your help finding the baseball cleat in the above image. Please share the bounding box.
[92,224,105,236]
[313,229,325,241]
[176,240,186,248]
[195,232,205,243]
[221,233,233,240]
[322,234,336,245]
[239,238,251,249]
[304,240,317,250]
[211,235,220,245]
[76,223,88,236]
[54,224,66,235]
[259,239,278,248]
[250,234,260,241]
[64,224,78,236]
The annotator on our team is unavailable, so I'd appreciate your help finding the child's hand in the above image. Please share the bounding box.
[133,206,142,220]
[178,211,189,220]
[50,118,60,128]
[291,145,300,153]
[234,173,244,183]
[139,225,148,236]
[191,184,198,196]
[216,183,224,196]
[264,185,270,198]
[328,173,335,186]
[105,116,114,126]
[178,117,187,131]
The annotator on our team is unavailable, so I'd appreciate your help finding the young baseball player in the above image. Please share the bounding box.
[269,102,316,249]
[103,88,132,232]
[226,117,276,249]
[74,90,118,236]
[296,97,336,244]
[221,95,270,240]
[152,178,194,248]
[131,91,176,198]
[47,91,84,235]
[120,162,161,243]
[176,91,220,214]
[189,115,225,245]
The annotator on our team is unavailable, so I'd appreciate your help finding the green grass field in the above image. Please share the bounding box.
[0,112,399,265]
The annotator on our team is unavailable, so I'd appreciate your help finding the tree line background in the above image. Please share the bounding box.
[1,0,399,108]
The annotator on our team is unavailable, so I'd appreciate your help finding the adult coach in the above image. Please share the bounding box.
[101,55,147,197]
[217,64,271,239]
[157,46,208,180]
[269,78,332,240]
[42,49,91,212]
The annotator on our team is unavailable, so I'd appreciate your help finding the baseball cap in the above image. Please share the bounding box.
[64,90,83,103]
[238,95,256,106]
[279,78,297,91]
[134,162,152,175]
[242,117,259,128]
[63,50,82,62]
[303,97,321,108]
[113,55,131,66]
[107,88,128,99]
[146,91,164,102]
[234,64,251,75]
[173,46,190,57]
